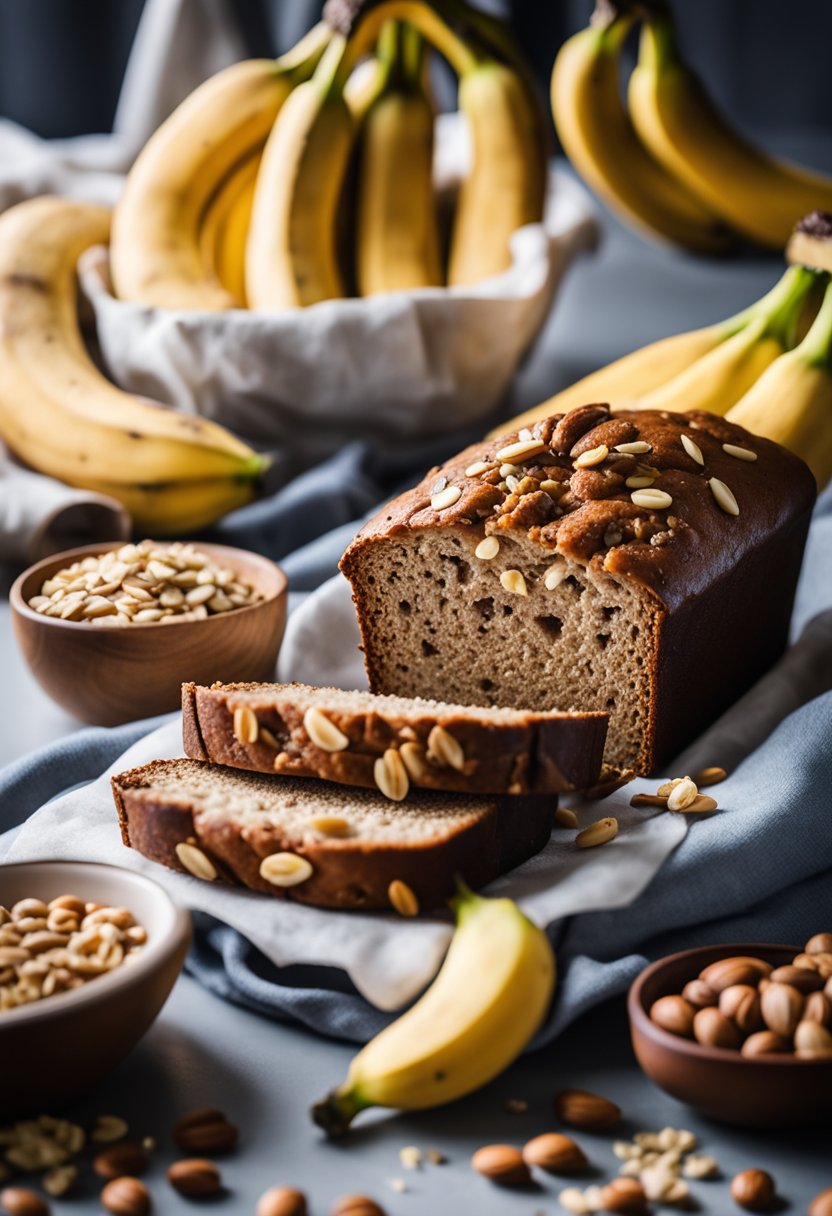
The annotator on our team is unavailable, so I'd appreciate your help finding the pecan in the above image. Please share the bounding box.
[550,404,611,455]
[569,468,626,501]
[569,417,640,457]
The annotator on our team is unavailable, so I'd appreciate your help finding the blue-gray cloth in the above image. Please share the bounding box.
[1,439,832,1045]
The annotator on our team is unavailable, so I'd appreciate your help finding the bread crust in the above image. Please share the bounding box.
[181,681,607,794]
[111,760,555,913]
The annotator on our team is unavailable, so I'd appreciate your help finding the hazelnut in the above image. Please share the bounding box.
[699,956,771,993]
[0,1189,49,1216]
[692,1006,742,1049]
[471,1145,530,1186]
[741,1030,790,1058]
[93,1144,149,1179]
[730,1168,776,1212]
[598,1177,648,1212]
[649,995,695,1037]
[769,964,824,993]
[805,933,832,955]
[256,1188,308,1216]
[760,982,804,1037]
[681,979,717,1009]
[809,1187,832,1216]
[329,1198,387,1216]
[554,1088,621,1130]
[804,991,832,1026]
[100,1177,151,1216]
[522,1132,587,1173]
[718,985,763,1035]
[172,1109,238,1155]
[167,1159,222,1197]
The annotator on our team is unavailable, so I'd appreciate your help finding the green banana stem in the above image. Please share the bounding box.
[400,23,426,87]
[721,265,823,348]
[277,21,333,76]
[331,0,480,90]
[311,1083,368,1138]
[796,278,832,370]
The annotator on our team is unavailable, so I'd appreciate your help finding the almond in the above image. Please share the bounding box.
[471,1145,530,1186]
[692,1007,742,1049]
[554,1089,621,1131]
[741,1030,791,1058]
[794,1019,832,1056]
[769,964,824,993]
[649,995,695,1037]
[809,1187,832,1216]
[100,1177,151,1216]
[681,979,717,1009]
[172,1109,238,1155]
[329,1198,386,1216]
[257,1188,308,1216]
[730,1168,776,1212]
[522,1133,587,1174]
[718,985,763,1035]
[805,933,832,955]
[699,956,772,993]
[0,1189,49,1216]
[598,1177,648,1212]
[93,1144,149,1180]
[167,1159,221,1197]
[804,991,832,1027]
[760,982,804,1038]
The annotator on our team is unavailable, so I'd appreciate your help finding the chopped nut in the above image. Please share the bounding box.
[399,1146,422,1170]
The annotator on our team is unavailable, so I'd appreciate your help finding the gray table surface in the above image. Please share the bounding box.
[1,198,830,1210]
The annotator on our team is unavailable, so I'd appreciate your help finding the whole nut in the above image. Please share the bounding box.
[730,1168,776,1212]
[804,991,832,1026]
[794,1019,832,1056]
[256,1187,308,1216]
[0,1189,49,1216]
[100,1177,151,1216]
[699,956,772,993]
[172,1109,238,1154]
[692,1006,742,1049]
[649,995,695,1037]
[471,1145,530,1186]
[760,982,804,1037]
[167,1159,221,1197]
[522,1133,587,1173]
[330,1198,387,1216]
[719,985,763,1034]
[769,964,824,993]
[554,1089,621,1130]
[681,979,717,1009]
[598,1177,648,1212]
[741,1030,790,1058]
[93,1144,149,1179]
[809,1187,832,1216]
[806,933,832,955]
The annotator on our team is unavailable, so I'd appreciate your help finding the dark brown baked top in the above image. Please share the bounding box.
[343,406,815,614]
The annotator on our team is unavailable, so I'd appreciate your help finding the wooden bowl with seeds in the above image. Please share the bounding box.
[0,860,191,1116]
[11,541,288,726]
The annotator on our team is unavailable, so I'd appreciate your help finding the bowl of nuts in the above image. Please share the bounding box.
[628,937,832,1128]
[0,860,191,1116]
[10,539,288,726]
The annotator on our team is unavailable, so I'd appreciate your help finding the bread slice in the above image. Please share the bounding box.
[182,681,608,796]
[340,405,815,774]
[112,759,555,913]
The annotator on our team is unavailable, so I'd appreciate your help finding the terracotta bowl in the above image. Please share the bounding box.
[0,860,191,1116]
[10,541,288,726]
[628,943,832,1128]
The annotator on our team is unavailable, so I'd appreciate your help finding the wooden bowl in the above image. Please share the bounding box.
[628,943,832,1127]
[0,860,191,1116]
[10,541,287,726]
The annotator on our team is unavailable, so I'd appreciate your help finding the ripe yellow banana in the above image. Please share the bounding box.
[628,15,832,249]
[312,886,555,1135]
[551,13,732,255]
[496,264,819,434]
[111,23,331,311]
[356,24,441,295]
[729,276,832,491]
[199,151,261,307]
[448,58,547,287]
[0,198,266,530]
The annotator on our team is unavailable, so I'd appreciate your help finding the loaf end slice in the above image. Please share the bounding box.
[112,759,555,913]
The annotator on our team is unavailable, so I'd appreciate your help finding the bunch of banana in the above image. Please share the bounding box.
[312,885,556,1135]
[553,0,832,253]
[0,197,267,532]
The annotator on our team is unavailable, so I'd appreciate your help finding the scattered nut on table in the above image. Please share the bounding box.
[730,1168,777,1212]
[471,1143,531,1186]
[554,1089,621,1131]
[99,1175,151,1216]
[166,1158,222,1197]
[172,1109,238,1154]
[255,1187,308,1216]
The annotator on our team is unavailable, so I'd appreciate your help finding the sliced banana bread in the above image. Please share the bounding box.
[112,759,555,913]
[182,680,607,795]
[340,404,815,773]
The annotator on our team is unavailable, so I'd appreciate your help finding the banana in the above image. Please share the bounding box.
[448,57,547,286]
[81,477,261,535]
[111,23,331,311]
[550,13,732,255]
[0,197,265,529]
[728,276,832,491]
[356,24,442,295]
[634,265,818,416]
[199,151,261,306]
[496,265,817,435]
[311,886,555,1136]
[628,14,832,249]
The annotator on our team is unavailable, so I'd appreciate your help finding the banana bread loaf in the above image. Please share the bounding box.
[182,680,608,795]
[112,759,555,912]
[340,404,815,773]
